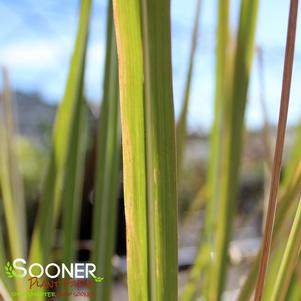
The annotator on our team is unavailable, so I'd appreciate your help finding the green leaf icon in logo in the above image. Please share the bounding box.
[93,275,104,283]
[5,262,14,278]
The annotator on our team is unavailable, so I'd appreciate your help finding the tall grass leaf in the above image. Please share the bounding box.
[0,68,27,259]
[270,196,301,301]
[256,47,273,232]
[61,99,88,301]
[113,0,178,299]
[283,122,301,186]
[260,173,301,301]
[208,0,259,299]
[257,48,273,172]
[237,256,260,301]
[141,0,178,299]
[112,0,149,299]
[0,69,27,300]
[254,1,298,299]
[285,272,301,301]
[181,0,230,299]
[91,2,121,300]
[261,240,287,300]
[0,214,13,299]
[176,0,201,177]
[237,161,301,301]
[29,0,92,268]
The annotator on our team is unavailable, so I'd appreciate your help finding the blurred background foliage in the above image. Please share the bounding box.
[0,0,301,300]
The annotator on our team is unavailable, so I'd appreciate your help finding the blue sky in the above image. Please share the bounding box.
[0,0,301,131]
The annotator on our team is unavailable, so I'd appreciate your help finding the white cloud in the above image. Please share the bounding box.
[0,40,71,69]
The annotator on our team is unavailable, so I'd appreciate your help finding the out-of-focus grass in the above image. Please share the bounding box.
[15,137,47,200]
[181,0,259,299]
[1,1,301,301]
[28,0,91,271]
[0,68,27,301]
[176,0,201,179]
[91,1,121,300]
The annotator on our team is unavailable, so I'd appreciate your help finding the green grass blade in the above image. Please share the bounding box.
[61,100,88,301]
[141,0,178,299]
[0,215,14,300]
[257,48,273,172]
[237,165,301,301]
[91,2,121,300]
[0,69,27,260]
[260,170,301,301]
[113,0,178,299]
[254,1,298,298]
[286,271,301,301]
[238,4,299,297]
[270,198,301,301]
[237,255,260,301]
[0,69,27,301]
[29,0,92,266]
[180,243,211,300]
[112,0,149,299]
[208,0,259,299]
[283,122,301,186]
[176,0,201,176]
[180,1,230,299]
[261,240,287,301]
[206,0,230,220]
